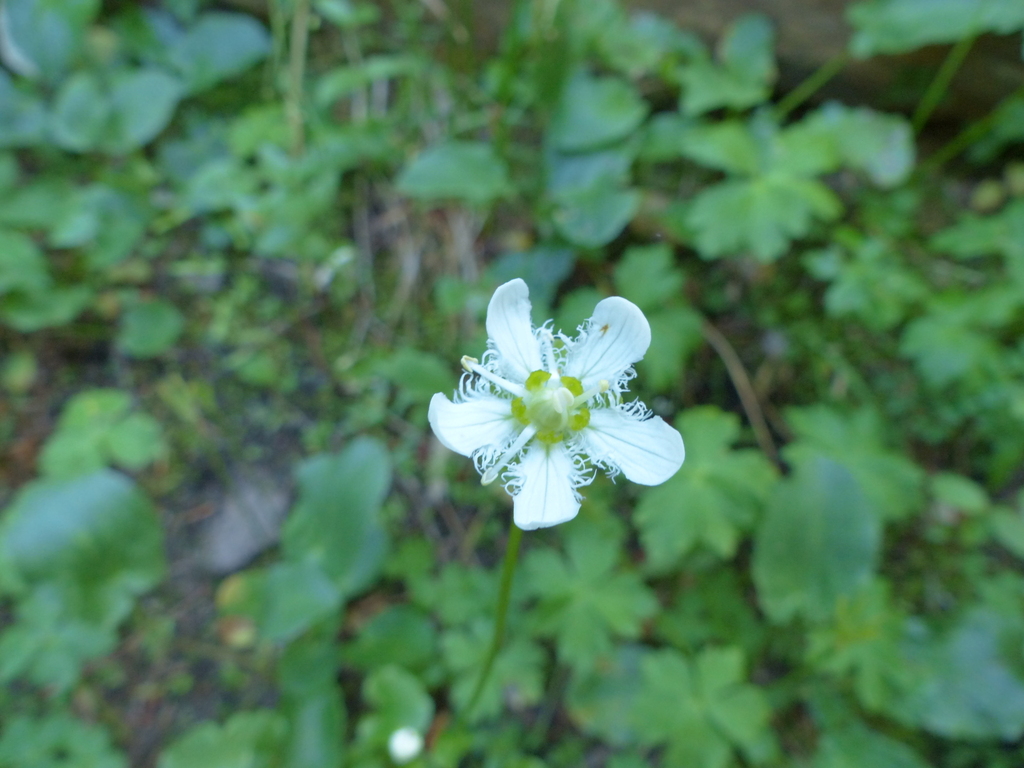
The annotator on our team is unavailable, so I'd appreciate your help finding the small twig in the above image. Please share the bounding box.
[701,319,780,466]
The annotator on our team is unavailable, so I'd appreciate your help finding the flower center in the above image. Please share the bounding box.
[510,370,606,444]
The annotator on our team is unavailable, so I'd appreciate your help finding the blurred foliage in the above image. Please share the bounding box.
[2,0,1024,766]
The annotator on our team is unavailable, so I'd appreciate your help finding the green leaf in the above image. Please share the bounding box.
[409,562,497,626]
[687,174,841,261]
[168,12,271,93]
[635,407,776,571]
[678,121,760,175]
[931,198,1024,284]
[806,580,915,712]
[641,306,704,392]
[752,454,880,623]
[0,71,47,147]
[549,71,649,152]
[277,635,346,768]
[784,405,925,522]
[157,711,286,768]
[0,0,100,82]
[991,497,1024,559]
[0,284,92,331]
[258,561,343,643]
[106,412,167,471]
[566,644,647,746]
[442,619,545,721]
[356,665,434,747]
[0,471,165,619]
[0,471,164,690]
[38,389,167,478]
[282,438,392,595]
[900,609,1024,739]
[49,70,109,152]
[551,185,640,248]
[848,0,1024,57]
[814,722,931,768]
[374,348,452,411]
[0,585,114,692]
[613,243,684,310]
[397,140,511,206]
[899,298,1006,387]
[632,647,771,768]
[117,298,185,358]
[106,68,183,153]
[804,234,927,331]
[342,605,439,673]
[654,568,766,656]
[49,184,150,268]
[0,712,126,768]
[808,104,914,187]
[524,522,657,673]
[0,228,49,294]
[677,14,775,116]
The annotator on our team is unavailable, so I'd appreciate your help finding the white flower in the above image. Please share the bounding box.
[387,727,424,764]
[428,278,685,530]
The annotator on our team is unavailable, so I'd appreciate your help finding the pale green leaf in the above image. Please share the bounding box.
[752,454,880,622]
[635,407,776,571]
[397,141,511,206]
[549,71,649,152]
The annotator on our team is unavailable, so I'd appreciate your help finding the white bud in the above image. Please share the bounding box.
[387,727,423,765]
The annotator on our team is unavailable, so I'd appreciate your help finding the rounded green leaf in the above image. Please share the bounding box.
[549,72,649,152]
[282,438,392,595]
[106,68,183,153]
[752,454,880,623]
[168,12,271,93]
[0,470,165,623]
[49,70,110,152]
[397,140,511,206]
[117,298,185,358]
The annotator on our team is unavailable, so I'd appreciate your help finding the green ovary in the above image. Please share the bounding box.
[511,371,590,443]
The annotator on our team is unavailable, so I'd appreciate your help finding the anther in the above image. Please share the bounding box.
[461,357,526,397]
[481,426,537,485]
[573,379,610,407]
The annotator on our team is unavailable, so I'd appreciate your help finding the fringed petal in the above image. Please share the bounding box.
[512,442,582,530]
[580,405,684,485]
[486,278,543,382]
[428,392,516,458]
[564,297,651,390]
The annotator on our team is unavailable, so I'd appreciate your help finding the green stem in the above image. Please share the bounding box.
[463,520,524,719]
[775,53,849,121]
[912,34,975,134]
[920,84,1024,173]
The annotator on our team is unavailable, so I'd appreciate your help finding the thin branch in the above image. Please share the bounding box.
[701,319,780,466]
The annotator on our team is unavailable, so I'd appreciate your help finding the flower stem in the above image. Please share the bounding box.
[463,520,523,719]
[912,35,975,135]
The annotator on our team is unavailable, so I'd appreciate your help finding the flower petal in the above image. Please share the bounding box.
[565,297,651,388]
[428,392,516,458]
[513,442,581,530]
[486,278,543,382]
[581,407,684,485]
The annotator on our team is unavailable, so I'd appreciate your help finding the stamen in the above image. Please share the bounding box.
[538,328,559,377]
[461,356,526,397]
[573,379,610,407]
[481,425,537,485]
